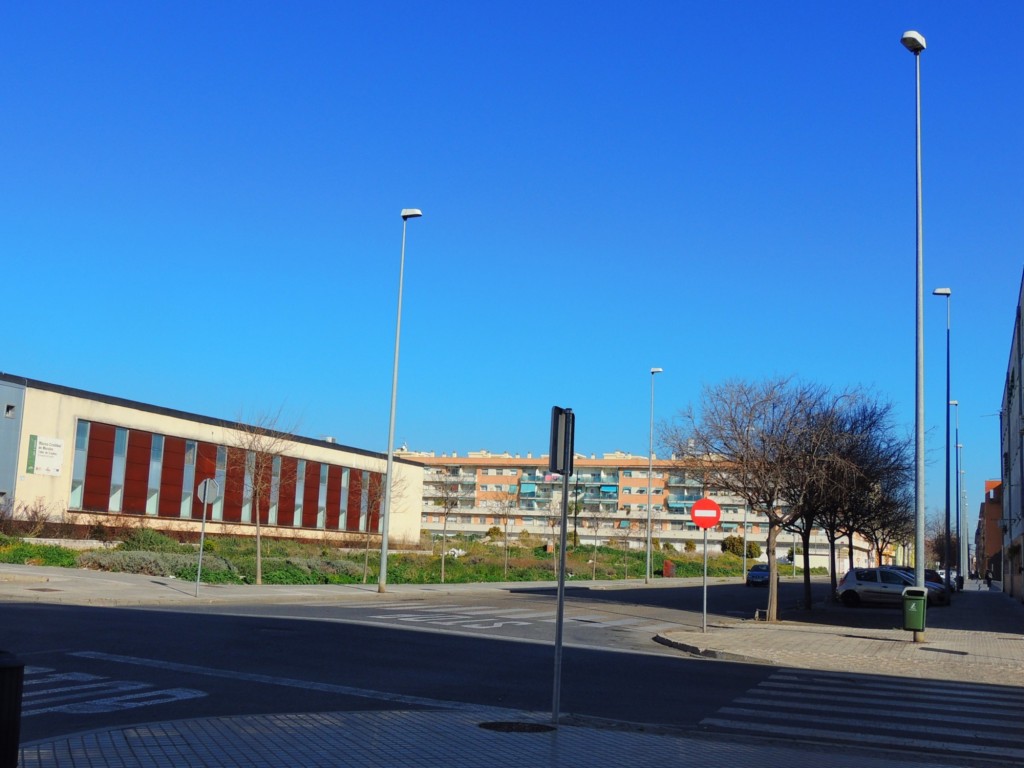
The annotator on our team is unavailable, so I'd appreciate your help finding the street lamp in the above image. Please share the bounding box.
[378,208,422,593]
[902,29,927,596]
[645,367,663,584]
[934,287,951,590]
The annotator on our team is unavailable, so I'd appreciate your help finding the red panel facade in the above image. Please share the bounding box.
[158,437,185,517]
[367,472,383,533]
[82,423,115,512]
[345,470,363,531]
[122,430,152,515]
[325,465,343,530]
[192,442,218,519]
[301,462,321,529]
[277,456,297,527]
[222,447,246,523]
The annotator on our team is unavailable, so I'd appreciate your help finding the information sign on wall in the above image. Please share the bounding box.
[26,435,64,476]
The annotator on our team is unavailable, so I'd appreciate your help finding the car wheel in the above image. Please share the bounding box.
[840,591,860,608]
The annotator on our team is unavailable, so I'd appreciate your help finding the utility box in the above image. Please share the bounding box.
[902,587,928,632]
[663,560,675,577]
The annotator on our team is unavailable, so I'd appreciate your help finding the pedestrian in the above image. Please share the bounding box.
[985,568,993,589]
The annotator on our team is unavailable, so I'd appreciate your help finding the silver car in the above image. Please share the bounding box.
[837,567,950,607]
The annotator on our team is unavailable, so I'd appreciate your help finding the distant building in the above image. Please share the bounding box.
[403,449,874,570]
[976,480,1004,582]
[0,374,422,546]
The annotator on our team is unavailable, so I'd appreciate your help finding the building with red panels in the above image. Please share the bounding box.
[0,374,423,546]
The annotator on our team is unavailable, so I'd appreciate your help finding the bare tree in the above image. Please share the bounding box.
[664,377,829,622]
[429,470,472,583]
[585,505,604,580]
[227,411,296,586]
[491,485,520,579]
[363,471,404,583]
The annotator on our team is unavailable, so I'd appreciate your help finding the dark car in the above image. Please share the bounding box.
[745,563,771,587]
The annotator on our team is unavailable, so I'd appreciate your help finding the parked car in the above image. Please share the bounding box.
[837,567,950,607]
[881,565,955,598]
[745,563,772,587]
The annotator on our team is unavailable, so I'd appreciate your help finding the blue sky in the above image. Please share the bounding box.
[2,3,1021,528]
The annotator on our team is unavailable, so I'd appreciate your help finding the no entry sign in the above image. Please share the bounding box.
[690,497,722,529]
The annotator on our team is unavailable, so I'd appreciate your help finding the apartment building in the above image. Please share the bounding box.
[405,449,872,570]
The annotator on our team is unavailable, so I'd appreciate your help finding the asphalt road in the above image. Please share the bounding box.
[5,580,826,742]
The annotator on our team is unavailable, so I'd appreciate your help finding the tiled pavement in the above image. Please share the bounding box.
[4,565,1023,767]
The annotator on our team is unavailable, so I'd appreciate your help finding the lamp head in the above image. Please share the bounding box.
[401,208,423,220]
[949,399,959,406]
[651,367,664,375]
[901,30,926,54]
[933,287,951,297]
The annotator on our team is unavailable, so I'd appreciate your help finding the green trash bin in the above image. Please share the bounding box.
[902,586,928,632]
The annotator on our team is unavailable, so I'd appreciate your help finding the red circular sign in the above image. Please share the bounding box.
[690,498,722,529]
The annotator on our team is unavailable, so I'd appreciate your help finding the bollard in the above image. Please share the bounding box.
[0,651,24,768]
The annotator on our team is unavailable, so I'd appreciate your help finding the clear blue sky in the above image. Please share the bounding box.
[3,3,1021,529]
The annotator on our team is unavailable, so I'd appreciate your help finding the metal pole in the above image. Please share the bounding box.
[380,210,421,592]
[196,496,209,598]
[646,367,661,583]
[943,298,951,590]
[905,33,929,606]
[702,528,708,633]
[552,459,571,723]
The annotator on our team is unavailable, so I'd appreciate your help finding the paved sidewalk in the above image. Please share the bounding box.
[4,565,1024,767]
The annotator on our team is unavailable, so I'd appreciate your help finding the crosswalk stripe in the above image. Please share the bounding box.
[701,669,1024,761]
[700,718,1024,761]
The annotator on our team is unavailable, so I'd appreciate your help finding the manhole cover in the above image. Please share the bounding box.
[478,721,556,733]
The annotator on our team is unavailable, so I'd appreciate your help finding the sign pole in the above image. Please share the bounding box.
[702,528,709,633]
[690,497,722,634]
[548,406,574,726]
[195,478,218,598]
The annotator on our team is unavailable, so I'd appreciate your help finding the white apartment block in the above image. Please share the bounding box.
[404,449,873,570]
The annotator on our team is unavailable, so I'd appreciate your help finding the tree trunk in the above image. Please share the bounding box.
[847,531,855,570]
[827,535,838,597]
[766,522,780,622]
[441,516,448,584]
[801,525,813,610]
[254,488,263,586]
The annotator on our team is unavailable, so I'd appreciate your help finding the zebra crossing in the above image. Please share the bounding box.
[365,601,686,635]
[21,665,206,716]
[700,668,1024,763]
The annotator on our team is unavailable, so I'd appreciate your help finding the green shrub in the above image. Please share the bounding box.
[118,529,191,553]
[0,540,78,567]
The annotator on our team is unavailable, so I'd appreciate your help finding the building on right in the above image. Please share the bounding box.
[975,480,1004,583]
[1000,269,1024,601]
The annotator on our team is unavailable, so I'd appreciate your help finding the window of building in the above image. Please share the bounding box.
[109,428,128,513]
[268,455,281,525]
[208,445,226,520]
[293,459,306,527]
[317,464,328,529]
[69,421,90,510]
[146,435,163,516]
[359,470,370,531]
[180,440,196,518]
[338,467,349,530]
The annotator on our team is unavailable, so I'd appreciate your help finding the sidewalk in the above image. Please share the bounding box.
[4,565,1024,767]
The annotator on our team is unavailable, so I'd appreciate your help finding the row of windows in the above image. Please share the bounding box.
[68,420,382,533]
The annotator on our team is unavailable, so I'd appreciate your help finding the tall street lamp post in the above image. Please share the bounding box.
[934,287,951,589]
[379,208,423,593]
[902,29,927,599]
[645,367,663,584]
